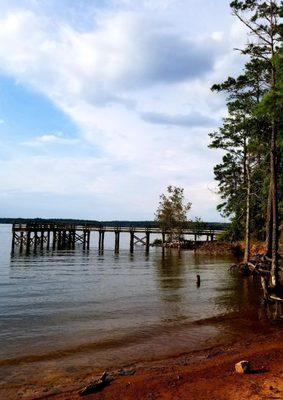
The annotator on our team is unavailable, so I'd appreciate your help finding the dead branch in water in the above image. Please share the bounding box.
[229,254,283,304]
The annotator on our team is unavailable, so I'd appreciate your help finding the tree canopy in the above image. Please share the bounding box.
[155,186,191,236]
[209,0,282,286]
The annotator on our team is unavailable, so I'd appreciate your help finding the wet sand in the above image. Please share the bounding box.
[3,326,282,400]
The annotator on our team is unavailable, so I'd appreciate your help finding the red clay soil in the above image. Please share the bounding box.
[197,240,268,256]
[31,329,283,400]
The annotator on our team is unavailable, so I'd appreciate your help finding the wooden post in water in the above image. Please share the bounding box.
[11,231,16,254]
[47,230,50,250]
[52,230,56,250]
[196,274,201,287]
[62,230,67,248]
[26,231,31,255]
[146,231,150,253]
[101,231,105,251]
[114,230,120,253]
[99,230,105,252]
[72,229,75,249]
[19,232,24,253]
[83,229,86,250]
[60,230,63,248]
[162,231,166,246]
[58,230,62,249]
[34,231,38,252]
[130,231,134,253]
[72,229,76,249]
[40,230,44,251]
[67,230,71,248]
[87,230,90,250]
[98,230,101,250]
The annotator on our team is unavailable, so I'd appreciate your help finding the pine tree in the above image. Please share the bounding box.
[230,0,281,287]
[209,59,270,261]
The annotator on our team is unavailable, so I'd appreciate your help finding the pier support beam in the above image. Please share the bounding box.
[83,230,86,250]
[40,230,44,251]
[114,230,120,253]
[162,231,165,246]
[99,230,105,252]
[62,230,67,248]
[72,230,76,249]
[87,230,90,250]
[58,230,62,249]
[34,231,38,252]
[146,231,150,253]
[68,230,72,248]
[19,232,24,253]
[11,231,16,254]
[52,230,56,250]
[26,231,31,255]
[47,231,50,250]
[130,231,134,253]
[162,231,166,254]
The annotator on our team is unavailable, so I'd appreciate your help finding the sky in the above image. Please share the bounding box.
[0,0,247,221]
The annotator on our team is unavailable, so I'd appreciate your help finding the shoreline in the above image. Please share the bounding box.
[4,325,282,400]
[47,328,283,400]
[155,240,272,257]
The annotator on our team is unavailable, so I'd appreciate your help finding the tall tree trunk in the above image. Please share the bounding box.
[244,154,250,263]
[265,182,273,257]
[270,114,279,288]
[269,50,279,288]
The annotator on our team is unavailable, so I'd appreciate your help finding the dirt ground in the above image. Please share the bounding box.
[19,328,281,400]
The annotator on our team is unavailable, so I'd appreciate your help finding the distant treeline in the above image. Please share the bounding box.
[0,218,229,231]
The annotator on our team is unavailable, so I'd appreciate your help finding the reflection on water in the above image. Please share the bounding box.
[0,225,281,395]
[155,250,185,298]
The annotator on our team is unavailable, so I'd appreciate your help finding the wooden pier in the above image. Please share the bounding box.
[11,223,220,255]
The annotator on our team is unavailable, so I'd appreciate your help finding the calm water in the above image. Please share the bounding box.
[0,224,274,394]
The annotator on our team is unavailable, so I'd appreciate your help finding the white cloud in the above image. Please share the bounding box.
[21,133,80,147]
[0,2,247,219]
[0,8,220,100]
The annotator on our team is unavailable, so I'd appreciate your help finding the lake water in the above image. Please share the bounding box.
[0,224,277,397]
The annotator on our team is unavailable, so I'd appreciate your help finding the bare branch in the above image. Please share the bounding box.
[232,10,272,46]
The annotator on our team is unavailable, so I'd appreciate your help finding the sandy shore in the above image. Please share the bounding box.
[10,326,280,400]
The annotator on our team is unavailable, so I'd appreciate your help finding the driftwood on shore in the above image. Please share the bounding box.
[79,371,109,396]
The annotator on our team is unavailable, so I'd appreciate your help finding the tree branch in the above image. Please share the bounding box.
[232,11,272,46]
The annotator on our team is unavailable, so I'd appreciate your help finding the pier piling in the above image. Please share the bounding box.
[130,231,134,253]
[26,231,31,255]
[146,231,150,253]
[19,232,24,253]
[114,230,120,253]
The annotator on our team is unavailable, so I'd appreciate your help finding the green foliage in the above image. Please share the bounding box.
[256,49,283,118]
[210,0,282,242]
[155,186,191,234]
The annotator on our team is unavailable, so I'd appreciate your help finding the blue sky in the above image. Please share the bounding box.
[0,0,247,220]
